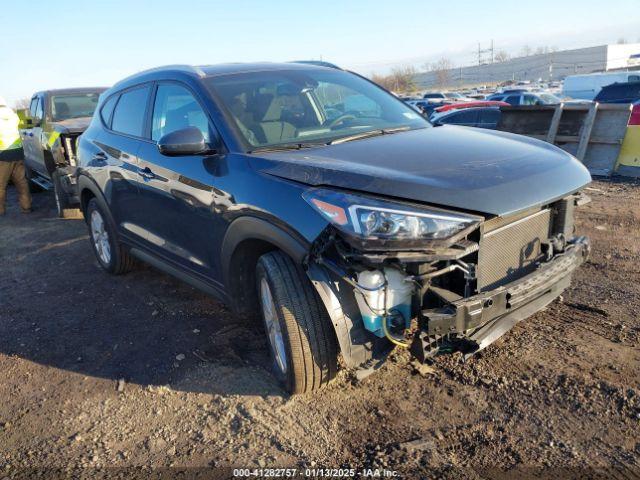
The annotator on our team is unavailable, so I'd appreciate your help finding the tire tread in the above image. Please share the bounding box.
[258,251,338,394]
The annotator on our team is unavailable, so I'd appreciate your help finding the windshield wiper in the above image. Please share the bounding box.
[248,142,326,153]
[328,125,413,145]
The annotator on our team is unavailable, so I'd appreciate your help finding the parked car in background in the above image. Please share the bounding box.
[594,81,640,104]
[430,101,509,129]
[562,72,640,100]
[423,91,473,103]
[487,91,560,105]
[21,88,106,217]
[406,99,439,116]
[77,62,591,395]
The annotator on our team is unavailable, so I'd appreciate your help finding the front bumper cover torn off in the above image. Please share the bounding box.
[411,236,591,361]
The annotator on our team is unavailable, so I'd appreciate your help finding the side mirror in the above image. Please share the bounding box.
[24,117,34,128]
[157,126,207,156]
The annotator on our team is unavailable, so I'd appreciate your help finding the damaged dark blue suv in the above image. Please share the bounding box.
[77,63,591,394]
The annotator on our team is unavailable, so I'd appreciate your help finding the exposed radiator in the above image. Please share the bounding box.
[477,209,552,291]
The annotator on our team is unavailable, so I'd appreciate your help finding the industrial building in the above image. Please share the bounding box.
[414,43,640,88]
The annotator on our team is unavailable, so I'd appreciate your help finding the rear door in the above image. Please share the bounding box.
[135,82,222,278]
[93,84,151,244]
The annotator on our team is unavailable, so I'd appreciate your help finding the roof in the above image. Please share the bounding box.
[111,62,335,91]
[34,87,107,96]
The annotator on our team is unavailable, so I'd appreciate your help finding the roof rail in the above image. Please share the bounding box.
[114,64,206,86]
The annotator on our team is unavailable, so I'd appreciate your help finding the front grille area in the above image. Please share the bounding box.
[477,209,552,291]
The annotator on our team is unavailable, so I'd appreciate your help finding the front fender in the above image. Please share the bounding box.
[306,262,376,368]
[220,216,309,285]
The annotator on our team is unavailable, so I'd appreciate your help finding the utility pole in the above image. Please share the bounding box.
[477,40,495,65]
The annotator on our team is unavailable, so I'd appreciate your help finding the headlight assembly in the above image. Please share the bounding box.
[303,188,482,250]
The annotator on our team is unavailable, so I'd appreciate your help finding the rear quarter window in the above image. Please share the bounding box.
[100,95,118,127]
[111,85,151,137]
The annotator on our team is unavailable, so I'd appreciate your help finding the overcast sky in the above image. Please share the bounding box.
[1,0,639,105]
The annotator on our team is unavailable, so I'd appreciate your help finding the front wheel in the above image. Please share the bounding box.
[256,251,338,394]
[86,198,135,275]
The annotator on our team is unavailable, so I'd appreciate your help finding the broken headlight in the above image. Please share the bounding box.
[303,188,482,250]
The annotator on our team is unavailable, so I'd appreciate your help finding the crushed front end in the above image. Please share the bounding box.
[304,188,590,367]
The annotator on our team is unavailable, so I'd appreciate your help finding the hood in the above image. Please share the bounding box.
[52,116,92,134]
[249,126,591,216]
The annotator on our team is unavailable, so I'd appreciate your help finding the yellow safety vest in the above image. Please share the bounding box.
[0,106,22,151]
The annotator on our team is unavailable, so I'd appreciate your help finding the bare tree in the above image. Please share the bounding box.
[494,50,510,62]
[370,73,393,91]
[520,45,532,57]
[370,66,417,93]
[428,58,454,88]
[13,98,31,110]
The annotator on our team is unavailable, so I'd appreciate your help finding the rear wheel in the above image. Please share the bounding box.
[256,251,338,394]
[86,198,135,275]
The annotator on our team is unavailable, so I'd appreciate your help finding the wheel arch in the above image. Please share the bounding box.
[221,216,370,368]
[221,216,309,317]
[77,174,112,224]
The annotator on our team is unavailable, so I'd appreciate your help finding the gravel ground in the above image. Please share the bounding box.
[0,180,639,480]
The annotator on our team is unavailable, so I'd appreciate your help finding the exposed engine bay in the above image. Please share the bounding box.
[305,191,591,368]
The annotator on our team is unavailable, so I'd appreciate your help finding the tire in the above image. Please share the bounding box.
[86,198,135,275]
[256,251,338,394]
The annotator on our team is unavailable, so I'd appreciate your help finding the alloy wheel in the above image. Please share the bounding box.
[260,278,288,375]
[90,210,111,265]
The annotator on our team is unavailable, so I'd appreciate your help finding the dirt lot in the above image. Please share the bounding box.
[0,180,639,479]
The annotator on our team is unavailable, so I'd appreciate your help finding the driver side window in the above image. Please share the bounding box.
[151,84,210,142]
[32,97,43,121]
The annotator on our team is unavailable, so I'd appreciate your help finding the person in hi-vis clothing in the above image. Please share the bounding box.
[0,96,32,215]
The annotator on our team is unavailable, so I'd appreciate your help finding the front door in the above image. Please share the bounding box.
[23,95,45,174]
[135,82,222,278]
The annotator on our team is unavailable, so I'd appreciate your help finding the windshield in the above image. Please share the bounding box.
[205,69,429,149]
[50,93,101,121]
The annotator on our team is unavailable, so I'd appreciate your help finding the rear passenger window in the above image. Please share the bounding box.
[151,84,210,142]
[505,95,520,106]
[111,86,151,137]
[100,95,118,127]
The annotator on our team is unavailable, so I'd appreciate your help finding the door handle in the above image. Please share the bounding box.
[138,167,156,180]
[92,152,107,162]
